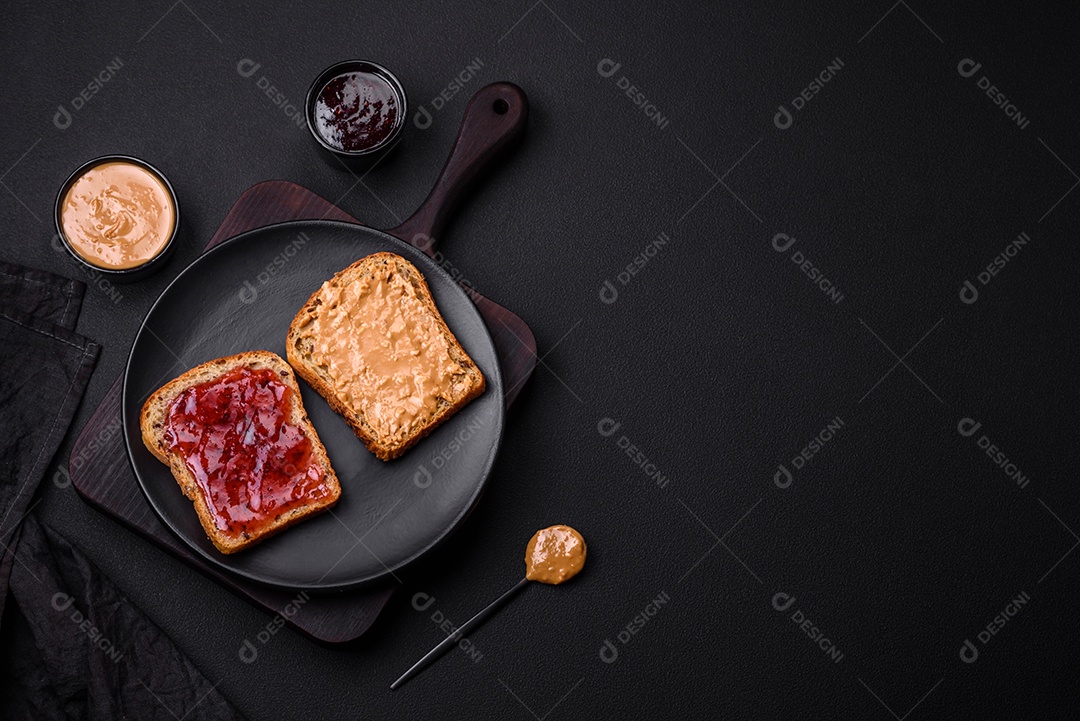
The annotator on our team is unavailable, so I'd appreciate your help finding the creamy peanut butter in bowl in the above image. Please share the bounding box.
[54,155,180,281]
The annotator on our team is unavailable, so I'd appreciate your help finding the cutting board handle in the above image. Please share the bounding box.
[388,82,528,256]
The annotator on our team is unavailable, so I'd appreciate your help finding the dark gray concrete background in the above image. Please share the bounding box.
[2,1,1077,718]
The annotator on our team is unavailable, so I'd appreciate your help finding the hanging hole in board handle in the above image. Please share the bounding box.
[388,82,529,257]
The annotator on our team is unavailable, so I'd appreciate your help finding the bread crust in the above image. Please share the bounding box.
[139,350,341,554]
[286,252,485,461]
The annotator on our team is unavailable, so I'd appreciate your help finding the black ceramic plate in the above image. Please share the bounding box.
[122,220,504,592]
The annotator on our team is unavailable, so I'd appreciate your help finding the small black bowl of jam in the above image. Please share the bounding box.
[305,60,407,171]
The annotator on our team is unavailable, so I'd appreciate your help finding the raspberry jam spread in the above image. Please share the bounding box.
[313,70,400,152]
[163,366,330,539]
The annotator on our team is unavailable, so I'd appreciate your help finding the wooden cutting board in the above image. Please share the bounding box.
[68,179,536,643]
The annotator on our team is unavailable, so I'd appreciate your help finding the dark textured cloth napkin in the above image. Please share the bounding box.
[0,262,245,721]
[0,261,97,581]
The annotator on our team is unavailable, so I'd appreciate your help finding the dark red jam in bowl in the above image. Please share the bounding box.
[313,70,400,153]
[163,366,330,540]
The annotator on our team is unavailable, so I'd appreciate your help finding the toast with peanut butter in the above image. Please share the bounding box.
[287,252,486,461]
[140,351,341,554]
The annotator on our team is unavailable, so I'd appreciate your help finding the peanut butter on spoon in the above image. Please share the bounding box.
[391,524,588,690]
[525,525,587,584]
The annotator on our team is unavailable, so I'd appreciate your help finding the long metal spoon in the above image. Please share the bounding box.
[391,525,586,690]
[390,577,530,690]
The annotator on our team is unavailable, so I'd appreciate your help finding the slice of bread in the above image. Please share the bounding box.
[287,252,485,461]
[140,350,341,554]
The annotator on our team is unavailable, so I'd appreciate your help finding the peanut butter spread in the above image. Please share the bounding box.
[304,264,467,443]
[525,525,586,584]
[60,161,175,270]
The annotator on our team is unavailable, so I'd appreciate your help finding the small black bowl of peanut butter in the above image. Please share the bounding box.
[54,155,180,282]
